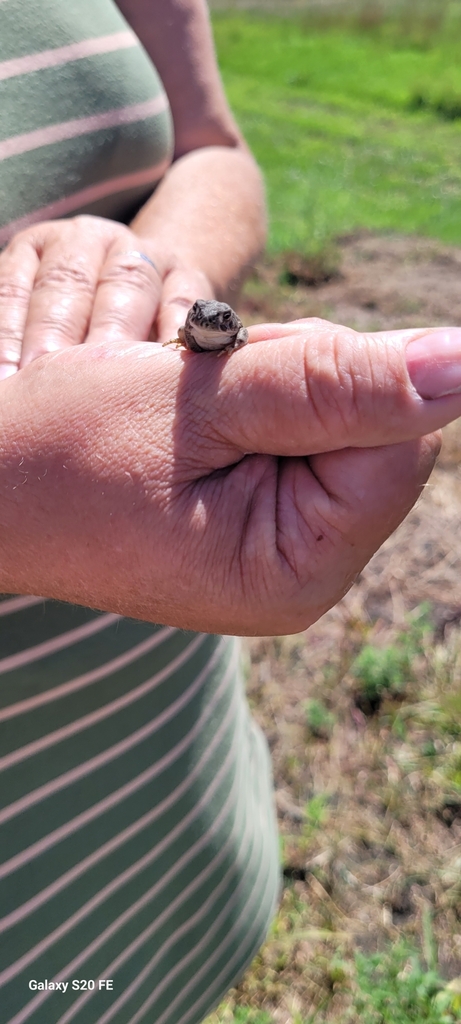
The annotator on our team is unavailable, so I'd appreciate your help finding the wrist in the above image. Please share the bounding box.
[0,359,125,606]
[0,366,78,598]
[129,147,266,299]
[0,345,175,622]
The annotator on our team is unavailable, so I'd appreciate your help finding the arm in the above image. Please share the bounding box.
[118,0,266,312]
[116,0,251,158]
[0,0,265,374]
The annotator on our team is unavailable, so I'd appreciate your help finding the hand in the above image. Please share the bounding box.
[0,215,213,378]
[1,318,460,635]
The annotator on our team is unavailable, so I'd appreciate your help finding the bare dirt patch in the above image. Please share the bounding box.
[240,231,461,333]
[229,233,461,1021]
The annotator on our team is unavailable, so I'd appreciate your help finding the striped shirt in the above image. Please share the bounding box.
[0,0,174,247]
[0,599,279,1024]
[0,3,280,1022]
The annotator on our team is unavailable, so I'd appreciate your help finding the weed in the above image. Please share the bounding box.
[278,247,341,288]
[350,606,431,713]
[232,1011,273,1024]
[301,794,330,849]
[352,938,457,1022]
[441,744,461,790]
[206,1006,274,1024]
[303,699,336,740]
[351,642,411,712]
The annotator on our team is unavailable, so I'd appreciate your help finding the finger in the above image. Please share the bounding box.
[247,317,335,344]
[0,237,39,379]
[246,317,447,346]
[308,433,440,560]
[179,322,461,463]
[245,435,440,636]
[19,229,108,366]
[87,247,163,345]
[154,267,214,345]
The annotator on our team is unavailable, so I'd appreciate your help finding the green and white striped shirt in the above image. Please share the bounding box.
[0,2,280,1022]
[0,599,279,1024]
[0,0,174,245]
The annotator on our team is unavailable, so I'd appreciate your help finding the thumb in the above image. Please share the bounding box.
[181,319,461,460]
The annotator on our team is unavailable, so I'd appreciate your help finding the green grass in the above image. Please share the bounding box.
[208,936,461,1023]
[204,10,461,1023]
[350,604,431,713]
[352,938,459,1023]
[211,10,461,253]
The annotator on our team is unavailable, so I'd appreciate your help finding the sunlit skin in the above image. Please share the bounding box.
[1,2,460,637]
[3,317,461,635]
[0,0,266,379]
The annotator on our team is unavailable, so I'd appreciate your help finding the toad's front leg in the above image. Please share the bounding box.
[163,326,188,350]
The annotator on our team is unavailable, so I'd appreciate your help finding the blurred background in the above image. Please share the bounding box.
[205,3,461,1022]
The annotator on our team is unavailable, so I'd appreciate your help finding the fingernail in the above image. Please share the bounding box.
[0,363,17,381]
[406,328,461,399]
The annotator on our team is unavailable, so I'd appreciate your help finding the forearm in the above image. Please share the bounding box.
[130,145,267,298]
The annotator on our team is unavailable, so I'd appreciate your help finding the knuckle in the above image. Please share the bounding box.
[101,261,154,292]
[28,312,78,343]
[0,323,22,361]
[92,308,134,334]
[25,340,62,358]
[303,329,360,435]
[0,279,31,307]
[0,333,21,363]
[7,222,52,255]
[0,324,23,344]
[5,228,36,250]
[73,214,109,234]
[35,260,94,295]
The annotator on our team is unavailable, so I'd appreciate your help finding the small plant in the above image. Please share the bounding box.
[206,1005,274,1024]
[409,90,461,121]
[351,642,411,712]
[352,938,457,1023]
[279,246,340,288]
[302,793,330,846]
[303,698,336,739]
[441,744,461,790]
[350,605,431,714]
[232,1011,273,1024]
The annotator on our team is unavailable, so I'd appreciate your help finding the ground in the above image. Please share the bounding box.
[212,233,461,1022]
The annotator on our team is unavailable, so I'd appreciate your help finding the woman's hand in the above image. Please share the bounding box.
[0,214,213,378]
[1,317,460,636]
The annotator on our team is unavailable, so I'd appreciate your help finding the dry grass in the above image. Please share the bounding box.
[208,0,458,28]
[206,232,461,1022]
[218,454,461,1022]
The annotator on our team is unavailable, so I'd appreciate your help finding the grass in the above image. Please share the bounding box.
[205,599,461,1023]
[204,4,461,1022]
[211,6,461,254]
[352,938,458,1023]
[350,605,431,713]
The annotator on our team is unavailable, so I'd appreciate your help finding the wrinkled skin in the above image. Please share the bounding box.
[2,317,460,636]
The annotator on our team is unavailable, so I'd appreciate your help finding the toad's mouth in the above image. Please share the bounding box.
[188,325,235,349]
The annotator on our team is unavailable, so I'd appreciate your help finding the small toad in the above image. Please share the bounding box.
[165,299,248,354]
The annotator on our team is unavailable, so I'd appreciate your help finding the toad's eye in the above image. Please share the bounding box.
[223,310,232,321]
